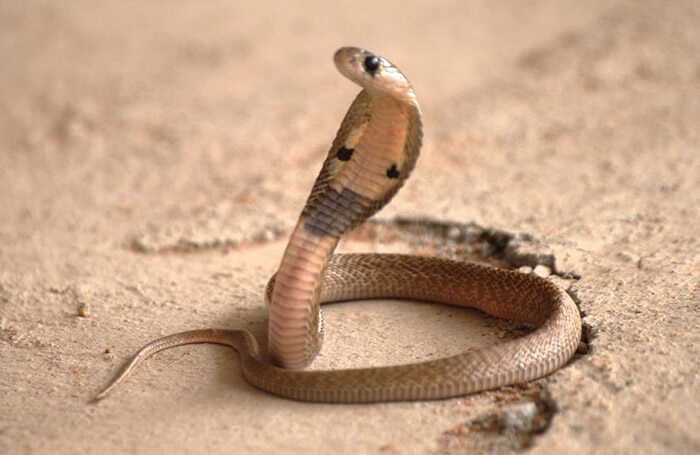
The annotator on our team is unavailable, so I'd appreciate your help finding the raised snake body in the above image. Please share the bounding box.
[96,47,581,403]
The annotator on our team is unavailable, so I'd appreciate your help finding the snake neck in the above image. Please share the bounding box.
[268,91,422,368]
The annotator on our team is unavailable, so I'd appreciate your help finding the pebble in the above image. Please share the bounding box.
[518,266,533,274]
[77,301,90,317]
[447,226,461,240]
[533,264,552,278]
[498,401,539,431]
[547,275,573,291]
[577,341,589,354]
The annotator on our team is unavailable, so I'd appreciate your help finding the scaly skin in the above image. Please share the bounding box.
[94,47,581,403]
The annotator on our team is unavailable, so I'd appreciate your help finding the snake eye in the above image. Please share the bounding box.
[363,55,380,75]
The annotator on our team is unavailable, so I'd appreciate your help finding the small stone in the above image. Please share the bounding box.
[547,275,573,291]
[77,301,90,317]
[518,266,533,274]
[480,243,495,258]
[577,341,589,354]
[533,265,551,278]
[447,226,461,240]
[463,224,483,238]
[498,401,538,431]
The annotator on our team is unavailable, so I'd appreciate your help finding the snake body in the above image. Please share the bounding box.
[96,47,581,403]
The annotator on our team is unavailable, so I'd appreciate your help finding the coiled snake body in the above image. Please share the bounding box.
[96,47,581,403]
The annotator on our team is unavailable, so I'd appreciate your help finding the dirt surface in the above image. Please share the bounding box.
[1,1,698,454]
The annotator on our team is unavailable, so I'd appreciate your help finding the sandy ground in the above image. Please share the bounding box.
[1,1,698,454]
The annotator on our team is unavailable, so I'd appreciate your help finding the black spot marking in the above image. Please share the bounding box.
[387,164,400,179]
[336,147,354,161]
[363,55,380,75]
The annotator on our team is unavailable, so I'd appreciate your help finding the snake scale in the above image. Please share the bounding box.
[95,47,581,403]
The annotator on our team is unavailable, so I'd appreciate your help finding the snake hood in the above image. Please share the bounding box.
[269,46,424,367]
[296,48,423,244]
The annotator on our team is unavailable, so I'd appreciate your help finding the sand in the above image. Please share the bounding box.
[1,1,698,454]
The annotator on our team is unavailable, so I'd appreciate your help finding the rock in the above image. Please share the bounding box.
[533,264,552,278]
[498,401,539,431]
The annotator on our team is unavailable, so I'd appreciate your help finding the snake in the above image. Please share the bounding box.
[95,47,581,403]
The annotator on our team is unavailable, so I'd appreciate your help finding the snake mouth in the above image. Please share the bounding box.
[334,46,368,79]
[333,46,360,62]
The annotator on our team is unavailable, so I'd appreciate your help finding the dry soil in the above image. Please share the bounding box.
[1,1,698,454]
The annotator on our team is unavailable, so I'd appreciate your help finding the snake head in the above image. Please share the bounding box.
[334,47,419,108]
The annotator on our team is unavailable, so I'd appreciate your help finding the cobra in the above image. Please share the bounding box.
[95,47,581,403]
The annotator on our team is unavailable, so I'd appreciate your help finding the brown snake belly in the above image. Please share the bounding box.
[95,47,581,403]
